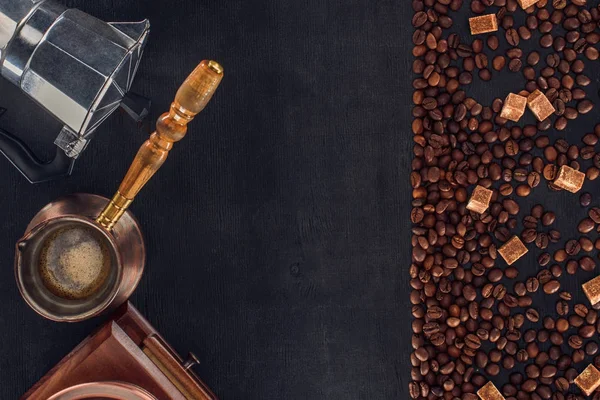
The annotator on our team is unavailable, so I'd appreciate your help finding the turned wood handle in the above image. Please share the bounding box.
[97,60,224,230]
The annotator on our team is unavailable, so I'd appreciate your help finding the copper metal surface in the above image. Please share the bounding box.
[15,193,145,321]
[46,381,157,400]
[21,303,218,400]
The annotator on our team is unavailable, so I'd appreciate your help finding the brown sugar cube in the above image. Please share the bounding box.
[582,276,600,308]
[517,0,540,9]
[498,236,528,266]
[527,89,555,121]
[477,381,505,400]
[469,14,498,35]
[575,364,600,396]
[466,185,493,214]
[553,165,586,193]
[500,93,527,122]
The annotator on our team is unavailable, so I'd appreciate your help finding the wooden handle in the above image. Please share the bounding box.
[97,60,224,230]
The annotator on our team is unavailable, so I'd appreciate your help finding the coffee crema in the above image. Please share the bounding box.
[38,226,112,300]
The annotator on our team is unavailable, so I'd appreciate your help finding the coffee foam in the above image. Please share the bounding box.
[38,226,112,300]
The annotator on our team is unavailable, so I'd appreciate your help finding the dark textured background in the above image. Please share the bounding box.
[0,0,411,398]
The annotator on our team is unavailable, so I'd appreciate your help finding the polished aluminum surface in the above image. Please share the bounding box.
[0,0,149,158]
[0,0,44,58]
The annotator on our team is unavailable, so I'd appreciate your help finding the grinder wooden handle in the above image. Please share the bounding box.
[97,60,224,230]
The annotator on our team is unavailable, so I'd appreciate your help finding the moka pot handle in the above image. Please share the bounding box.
[0,109,75,183]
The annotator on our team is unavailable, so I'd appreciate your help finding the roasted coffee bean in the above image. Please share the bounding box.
[409,381,420,398]
[578,218,595,233]
[543,164,558,180]
[555,117,568,131]
[514,282,527,297]
[522,228,537,243]
[536,233,549,249]
[493,284,507,299]
[527,172,540,188]
[409,6,600,393]
[555,377,569,392]
[412,12,427,27]
[542,212,555,226]
[492,56,505,71]
[560,292,572,301]
[526,364,540,379]
[457,44,473,58]
[423,322,440,337]
[549,230,561,242]
[538,269,553,285]
[524,215,539,228]
[566,239,581,256]
[527,51,540,66]
[465,334,481,350]
[568,335,583,349]
[508,58,522,72]
[499,183,513,196]
[526,308,540,322]
[531,205,544,218]
[430,333,445,346]
[487,35,499,50]
[589,208,600,223]
[526,277,540,293]
[580,192,592,206]
[516,184,530,197]
[481,284,493,298]
[586,342,599,356]
[580,256,596,272]
[543,280,560,294]
[556,300,569,316]
[564,107,578,120]
[578,100,594,114]
[581,237,594,252]
[411,208,424,223]
[540,34,553,48]
[506,29,519,46]
[551,264,563,278]
[503,199,519,215]
[566,260,578,275]
[554,249,567,263]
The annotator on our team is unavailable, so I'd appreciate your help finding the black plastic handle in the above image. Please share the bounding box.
[0,124,75,184]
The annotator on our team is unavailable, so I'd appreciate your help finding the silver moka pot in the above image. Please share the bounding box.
[0,0,150,183]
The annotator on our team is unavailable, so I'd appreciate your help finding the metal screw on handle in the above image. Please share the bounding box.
[183,352,201,370]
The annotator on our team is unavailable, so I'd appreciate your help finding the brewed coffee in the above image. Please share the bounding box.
[38,226,112,300]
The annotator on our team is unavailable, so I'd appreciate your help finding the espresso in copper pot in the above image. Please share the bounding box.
[38,225,112,300]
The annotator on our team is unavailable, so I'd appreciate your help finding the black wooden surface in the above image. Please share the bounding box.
[0,0,412,398]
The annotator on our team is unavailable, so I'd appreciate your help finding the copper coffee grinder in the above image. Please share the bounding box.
[22,302,219,400]
[15,60,224,321]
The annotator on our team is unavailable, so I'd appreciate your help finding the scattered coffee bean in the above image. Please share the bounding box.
[566,239,581,256]
[542,212,556,226]
[410,3,600,397]
[580,192,592,206]
[544,280,560,294]
[578,218,595,233]
[526,277,540,293]
[536,233,549,249]
[589,208,600,223]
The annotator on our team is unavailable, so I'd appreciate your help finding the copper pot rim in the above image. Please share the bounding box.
[46,381,157,400]
[15,214,124,323]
